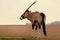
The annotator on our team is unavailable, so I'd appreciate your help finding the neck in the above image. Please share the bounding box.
[26,12,33,22]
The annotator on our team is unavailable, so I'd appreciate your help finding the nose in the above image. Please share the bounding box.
[20,17,23,20]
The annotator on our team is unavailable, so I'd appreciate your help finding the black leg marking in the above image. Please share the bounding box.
[34,21,38,30]
[38,23,41,29]
[35,25,38,30]
[34,21,37,23]
[32,24,35,30]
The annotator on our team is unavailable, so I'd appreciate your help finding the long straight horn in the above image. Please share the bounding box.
[24,1,37,13]
[27,1,37,10]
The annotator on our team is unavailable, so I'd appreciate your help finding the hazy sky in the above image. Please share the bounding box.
[0,0,60,25]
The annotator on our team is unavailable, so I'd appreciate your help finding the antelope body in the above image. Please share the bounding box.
[26,11,42,24]
[20,1,47,38]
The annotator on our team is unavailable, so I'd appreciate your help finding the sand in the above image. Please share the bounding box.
[0,25,60,38]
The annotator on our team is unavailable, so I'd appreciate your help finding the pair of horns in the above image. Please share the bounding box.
[27,1,37,10]
[25,1,37,12]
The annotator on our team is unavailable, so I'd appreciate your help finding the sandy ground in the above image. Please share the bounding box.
[0,25,60,38]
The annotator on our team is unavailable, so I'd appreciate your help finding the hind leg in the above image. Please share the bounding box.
[38,23,41,29]
[37,23,42,38]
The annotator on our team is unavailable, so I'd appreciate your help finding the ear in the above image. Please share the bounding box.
[30,11,31,12]
[29,11,31,13]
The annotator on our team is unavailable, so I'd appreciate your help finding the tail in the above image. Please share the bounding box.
[40,12,47,36]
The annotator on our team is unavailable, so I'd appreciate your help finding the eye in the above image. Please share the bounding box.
[21,15,24,18]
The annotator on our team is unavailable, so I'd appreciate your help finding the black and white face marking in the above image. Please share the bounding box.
[20,15,24,20]
[20,12,28,20]
[20,10,29,20]
[20,13,25,20]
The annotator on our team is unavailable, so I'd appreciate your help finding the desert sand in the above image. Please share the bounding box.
[0,25,60,39]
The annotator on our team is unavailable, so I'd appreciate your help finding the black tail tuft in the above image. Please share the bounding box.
[42,21,47,36]
[40,12,47,36]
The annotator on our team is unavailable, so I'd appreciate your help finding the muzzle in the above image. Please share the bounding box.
[20,17,23,20]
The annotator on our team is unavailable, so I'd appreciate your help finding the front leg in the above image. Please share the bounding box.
[32,24,35,38]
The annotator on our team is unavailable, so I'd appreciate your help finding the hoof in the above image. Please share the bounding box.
[42,36,47,40]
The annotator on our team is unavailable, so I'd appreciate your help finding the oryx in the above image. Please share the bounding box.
[20,1,47,38]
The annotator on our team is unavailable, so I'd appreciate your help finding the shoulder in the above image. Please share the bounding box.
[35,11,39,13]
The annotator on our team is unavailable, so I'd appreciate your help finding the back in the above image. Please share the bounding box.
[31,12,42,24]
